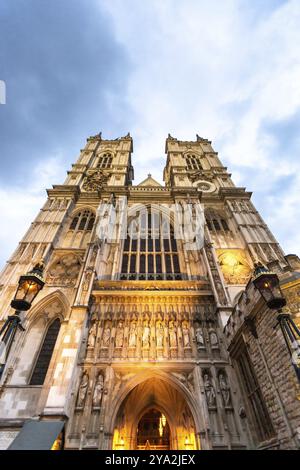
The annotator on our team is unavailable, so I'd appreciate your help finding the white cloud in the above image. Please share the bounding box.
[0,155,65,268]
[1,0,300,268]
[101,0,300,254]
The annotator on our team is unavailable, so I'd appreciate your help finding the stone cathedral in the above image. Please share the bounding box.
[0,133,299,451]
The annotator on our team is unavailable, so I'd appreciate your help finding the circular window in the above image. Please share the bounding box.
[192,180,216,193]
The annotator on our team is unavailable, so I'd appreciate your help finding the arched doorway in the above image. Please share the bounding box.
[137,408,170,450]
[112,376,198,450]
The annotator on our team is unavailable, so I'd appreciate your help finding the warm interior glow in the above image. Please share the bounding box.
[158,418,163,437]
[217,249,252,284]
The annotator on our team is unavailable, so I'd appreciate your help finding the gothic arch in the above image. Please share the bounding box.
[97,148,116,158]
[25,289,69,325]
[108,369,202,450]
[9,291,69,385]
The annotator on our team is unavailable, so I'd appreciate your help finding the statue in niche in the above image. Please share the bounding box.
[115,321,124,348]
[195,325,205,348]
[169,321,177,348]
[209,329,219,349]
[102,322,111,347]
[203,373,216,408]
[87,322,97,348]
[82,270,92,291]
[219,372,231,407]
[77,371,89,408]
[129,321,137,347]
[215,279,227,305]
[92,373,104,408]
[156,321,164,348]
[182,321,190,348]
[142,320,150,348]
[204,304,214,322]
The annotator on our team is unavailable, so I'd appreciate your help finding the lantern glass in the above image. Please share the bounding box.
[11,271,45,311]
[253,272,286,310]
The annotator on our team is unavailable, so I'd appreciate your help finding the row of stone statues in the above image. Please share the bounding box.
[203,372,231,408]
[76,369,231,411]
[87,320,219,350]
[76,371,104,409]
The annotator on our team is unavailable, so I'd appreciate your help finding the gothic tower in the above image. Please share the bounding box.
[0,133,299,450]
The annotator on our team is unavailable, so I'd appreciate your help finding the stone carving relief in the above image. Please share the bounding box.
[156,320,164,348]
[169,321,177,348]
[209,329,219,349]
[218,371,232,408]
[87,322,97,348]
[102,321,111,347]
[203,371,216,408]
[76,371,89,408]
[205,242,228,305]
[86,300,222,362]
[142,320,150,348]
[115,321,124,348]
[172,371,194,394]
[182,321,191,348]
[194,323,205,349]
[128,321,137,348]
[216,249,252,285]
[82,169,111,192]
[92,373,104,408]
[46,253,82,286]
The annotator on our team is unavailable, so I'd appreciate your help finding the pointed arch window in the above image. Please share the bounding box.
[206,210,230,234]
[120,209,182,280]
[97,153,113,169]
[64,209,95,248]
[69,210,95,232]
[30,318,61,386]
[185,154,202,171]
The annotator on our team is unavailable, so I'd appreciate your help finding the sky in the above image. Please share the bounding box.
[0,0,299,269]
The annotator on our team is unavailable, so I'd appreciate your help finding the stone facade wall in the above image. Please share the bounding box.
[225,278,300,449]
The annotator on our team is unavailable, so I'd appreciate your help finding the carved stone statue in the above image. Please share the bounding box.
[169,321,177,348]
[203,373,216,407]
[115,321,124,348]
[87,322,97,348]
[209,329,219,349]
[92,373,104,408]
[129,321,137,347]
[77,371,89,407]
[102,323,111,347]
[195,326,205,348]
[156,321,164,348]
[182,321,190,347]
[219,373,231,407]
[142,320,150,348]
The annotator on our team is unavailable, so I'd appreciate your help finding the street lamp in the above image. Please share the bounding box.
[252,262,300,381]
[0,261,45,378]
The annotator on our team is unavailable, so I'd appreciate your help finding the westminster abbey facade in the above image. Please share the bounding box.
[0,133,299,450]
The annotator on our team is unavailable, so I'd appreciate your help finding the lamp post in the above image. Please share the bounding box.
[0,261,45,379]
[252,262,300,381]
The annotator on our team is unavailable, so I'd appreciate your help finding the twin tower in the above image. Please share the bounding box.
[0,133,299,450]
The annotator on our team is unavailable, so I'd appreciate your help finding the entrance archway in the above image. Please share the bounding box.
[112,376,198,450]
[137,408,170,450]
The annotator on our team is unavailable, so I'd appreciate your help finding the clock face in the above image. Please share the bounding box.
[192,180,216,193]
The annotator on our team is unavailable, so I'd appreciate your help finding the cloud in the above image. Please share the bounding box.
[0,155,65,265]
[101,0,300,254]
[0,0,132,266]
[0,0,299,267]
